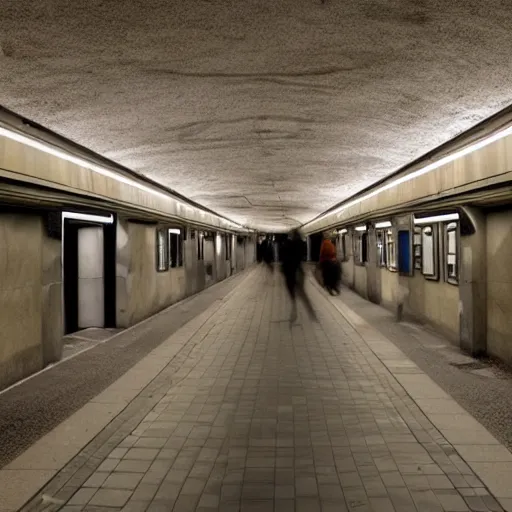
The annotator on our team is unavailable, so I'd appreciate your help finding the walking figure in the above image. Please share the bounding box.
[281,229,318,323]
[320,232,341,295]
[262,237,274,271]
[261,236,275,283]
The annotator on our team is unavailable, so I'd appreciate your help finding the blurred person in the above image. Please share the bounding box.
[320,232,341,295]
[281,228,317,323]
[262,237,274,269]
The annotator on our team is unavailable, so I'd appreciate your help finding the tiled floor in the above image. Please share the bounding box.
[331,284,512,453]
[0,269,248,471]
[12,267,512,511]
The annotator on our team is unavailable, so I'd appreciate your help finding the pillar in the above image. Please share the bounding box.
[366,226,380,304]
[395,214,413,322]
[41,231,64,364]
[459,207,487,356]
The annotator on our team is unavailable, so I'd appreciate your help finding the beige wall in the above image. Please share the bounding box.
[354,265,368,298]
[116,220,187,327]
[304,128,512,234]
[379,268,399,306]
[41,234,63,365]
[215,234,227,282]
[236,240,246,272]
[0,214,44,389]
[116,222,249,329]
[343,250,460,341]
[183,231,203,296]
[0,135,246,233]
[204,239,216,288]
[405,273,459,340]
[341,234,354,288]
[341,257,354,288]
[245,238,256,268]
[486,210,512,363]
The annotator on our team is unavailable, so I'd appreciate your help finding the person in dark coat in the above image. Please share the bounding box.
[281,229,317,323]
[262,237,274,269]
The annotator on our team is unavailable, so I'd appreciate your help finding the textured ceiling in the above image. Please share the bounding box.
[1,0,512,231]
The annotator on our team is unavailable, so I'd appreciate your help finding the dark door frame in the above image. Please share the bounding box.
[63,215,116,334]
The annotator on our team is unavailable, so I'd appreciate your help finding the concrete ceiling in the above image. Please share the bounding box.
[1,0,512,231]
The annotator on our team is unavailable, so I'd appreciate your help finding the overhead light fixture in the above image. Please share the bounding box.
[375,221,392,228]
[414,213,459,225]
[355,225,367,232]
[0,126,243,230]
[168,228,181,234]
[62,211,114,224]
[303,123,512,229]
[338,228,348,234]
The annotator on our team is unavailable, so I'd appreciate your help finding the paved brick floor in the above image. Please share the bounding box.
[0,270,248,469]
[23,267,507,511]
[330,284,512,452]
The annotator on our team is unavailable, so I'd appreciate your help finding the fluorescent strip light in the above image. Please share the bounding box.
[0,127,242,230]
[414,213,459,225]
[62,211,114,224]
[304,124,512,228]
[355,225,367,232]
[375,221,392,228]
[338,228,348,234]
[168,228,181,234]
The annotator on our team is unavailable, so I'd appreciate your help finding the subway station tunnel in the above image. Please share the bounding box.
[2,1,512,510]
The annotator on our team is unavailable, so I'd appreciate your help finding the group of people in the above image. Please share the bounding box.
[275,229,342,323]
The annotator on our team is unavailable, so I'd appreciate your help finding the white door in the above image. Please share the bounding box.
[78,226,104,328]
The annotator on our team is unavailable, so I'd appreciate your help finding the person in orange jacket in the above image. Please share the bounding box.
[319,233,341,295]
[320,236,337,263]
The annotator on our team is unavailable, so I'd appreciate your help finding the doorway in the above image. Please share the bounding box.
[63,216,116,334]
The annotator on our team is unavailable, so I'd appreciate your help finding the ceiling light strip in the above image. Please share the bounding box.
[0,127,243,230]
[304,124,512,229]
[355,225,367,232]
[375,221,392,228]
[414,213,459,224]
[62,211,114,224]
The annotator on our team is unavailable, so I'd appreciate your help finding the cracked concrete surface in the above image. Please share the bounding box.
[1,0,512,230]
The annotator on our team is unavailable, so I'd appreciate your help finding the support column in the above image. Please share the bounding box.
[41,225,64,365]
[307,236,311,262]
[115,218,129,328]
[395,214,413,322]
[366,226,380,304]
[459,207,487,356]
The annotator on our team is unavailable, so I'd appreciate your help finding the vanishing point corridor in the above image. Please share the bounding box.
[6,267,509,512]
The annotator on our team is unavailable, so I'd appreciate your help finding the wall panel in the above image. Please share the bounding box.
[487,210,512,363]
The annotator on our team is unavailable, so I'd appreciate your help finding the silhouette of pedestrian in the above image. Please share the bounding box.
[320,232,341,295]
[281,229,318,323]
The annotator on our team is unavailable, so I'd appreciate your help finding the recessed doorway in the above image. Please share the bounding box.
[62,212,116,334]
